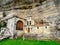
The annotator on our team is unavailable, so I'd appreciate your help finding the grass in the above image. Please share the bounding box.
[0,38,60,45]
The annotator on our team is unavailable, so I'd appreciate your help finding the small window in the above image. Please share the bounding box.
[37,27,39,29]
[27,21,28,25]
[30,21,31,25]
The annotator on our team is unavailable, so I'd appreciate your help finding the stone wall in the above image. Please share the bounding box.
[7,17,16,38]
[0,0,60,39]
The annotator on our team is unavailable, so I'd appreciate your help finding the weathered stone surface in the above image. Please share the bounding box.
[0,28,11,40]
[0,0,60,39]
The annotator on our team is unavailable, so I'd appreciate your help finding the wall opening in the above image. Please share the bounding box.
[16,20,23,30]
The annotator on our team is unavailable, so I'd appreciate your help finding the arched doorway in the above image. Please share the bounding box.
[16,20,23,30]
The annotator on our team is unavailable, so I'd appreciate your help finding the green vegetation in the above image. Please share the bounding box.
[0,38,60,45]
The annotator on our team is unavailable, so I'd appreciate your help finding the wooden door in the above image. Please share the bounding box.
[16,21,23,30]
[28,28,30,32]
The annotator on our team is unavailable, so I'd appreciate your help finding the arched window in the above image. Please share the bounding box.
[16,20,23,30]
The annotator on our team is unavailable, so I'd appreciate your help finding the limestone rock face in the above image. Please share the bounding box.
[0,0,46,11]
[0,0,13,5]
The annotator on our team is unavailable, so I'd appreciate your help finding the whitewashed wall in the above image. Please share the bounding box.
[24,25,51,35]
[7,17,16,38]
